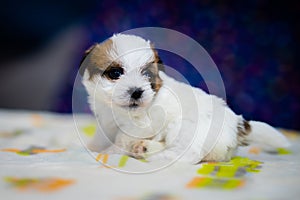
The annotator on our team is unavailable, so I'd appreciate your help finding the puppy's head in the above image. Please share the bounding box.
[80,34,164,111]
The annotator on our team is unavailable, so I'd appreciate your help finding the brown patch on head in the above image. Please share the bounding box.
[79,39,115,80]
[237,120,252,146]
[142,45,164,92]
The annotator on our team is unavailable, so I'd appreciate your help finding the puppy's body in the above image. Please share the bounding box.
[81,34,290,163]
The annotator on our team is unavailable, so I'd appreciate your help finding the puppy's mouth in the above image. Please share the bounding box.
[119,101,147,110]
[127,100,145,110]
[129,102,139,108]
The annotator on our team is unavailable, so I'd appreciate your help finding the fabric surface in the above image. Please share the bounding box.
[0,109,299,200]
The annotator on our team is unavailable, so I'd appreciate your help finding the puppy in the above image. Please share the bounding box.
[80,34,290,163]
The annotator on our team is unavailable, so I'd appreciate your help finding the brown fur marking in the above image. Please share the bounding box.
[244,120,251,132]
[237,120,252,146]
[80,39,115,80]
[149,46,164,92]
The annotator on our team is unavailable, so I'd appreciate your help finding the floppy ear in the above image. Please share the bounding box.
[151,44,165,72]
[156,54,165,72]
[79,44,97,76]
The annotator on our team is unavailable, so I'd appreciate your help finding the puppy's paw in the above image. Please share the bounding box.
[130,140,148,159]
[130,140,165,159]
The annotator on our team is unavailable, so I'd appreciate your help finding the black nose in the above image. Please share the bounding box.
[130,88,144,100]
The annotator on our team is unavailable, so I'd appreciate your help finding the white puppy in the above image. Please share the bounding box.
[80,34,290,163]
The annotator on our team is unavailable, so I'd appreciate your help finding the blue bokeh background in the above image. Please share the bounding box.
[0,0,299,129]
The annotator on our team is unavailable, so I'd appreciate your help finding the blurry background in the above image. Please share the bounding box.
[0,0,299,129]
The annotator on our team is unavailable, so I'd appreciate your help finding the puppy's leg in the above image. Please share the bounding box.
[88,130,115,152]
[100,132,131,155]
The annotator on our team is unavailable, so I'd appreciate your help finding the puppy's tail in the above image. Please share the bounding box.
[243,121,290,152]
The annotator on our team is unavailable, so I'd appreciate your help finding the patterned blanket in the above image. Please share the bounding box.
[0,109,299,200]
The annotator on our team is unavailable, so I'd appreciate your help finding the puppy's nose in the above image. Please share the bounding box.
[130,88,144,100]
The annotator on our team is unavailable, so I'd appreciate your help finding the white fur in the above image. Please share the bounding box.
[247,121,290,151]
[82,34,290,164]
[110,34,154,70]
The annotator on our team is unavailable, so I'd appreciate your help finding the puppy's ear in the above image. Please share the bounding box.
[79,44,97,76]
[151,44,165,72]
[156,54,165,72]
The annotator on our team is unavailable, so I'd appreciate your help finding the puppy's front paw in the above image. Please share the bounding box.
[130,140,148,159]
[130,140,166,159]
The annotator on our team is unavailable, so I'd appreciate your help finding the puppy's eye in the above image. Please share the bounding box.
[105,67,124,80]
